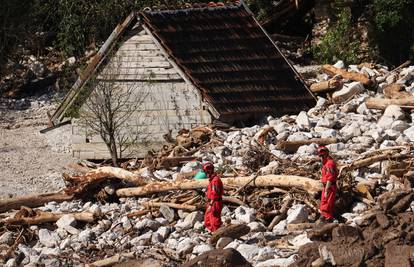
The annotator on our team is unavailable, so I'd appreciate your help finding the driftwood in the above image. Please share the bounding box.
[0,192,74,213]
[5,210,95,225]
[383,84,412,99]
[310,77,343,93]
[365,97,414,110]
[116,175,323,197]
[277,138,337,153]
[142,201,197,211]
[322,65,373,87]
[65,167,146,196]
[340,151,412,173]
[210,224,250,245]
[267,196,293,230]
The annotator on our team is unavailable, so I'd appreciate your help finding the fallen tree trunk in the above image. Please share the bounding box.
[116,175,323,197]
[0,192,74,213]
[365,97,414,110]
[64,166,146,196]
[277,138,337,153]
[322,65,373,87]
[0,167,148,214]
[5,211,95,225]
[340,151,412,173]
[310,78,343,93]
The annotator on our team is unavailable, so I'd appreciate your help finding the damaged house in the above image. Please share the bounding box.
[47,1,316,160]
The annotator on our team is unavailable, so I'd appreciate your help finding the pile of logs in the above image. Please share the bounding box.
[310,61,414,111]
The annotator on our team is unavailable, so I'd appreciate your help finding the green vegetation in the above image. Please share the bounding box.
[0,0,155,64]
[370,0,414,65]
[311,10,361,65]
[2,1,414,68]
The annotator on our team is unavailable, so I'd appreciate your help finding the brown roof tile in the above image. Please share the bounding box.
[140,2,315,122]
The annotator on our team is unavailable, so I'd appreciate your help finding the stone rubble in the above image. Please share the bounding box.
[1,62,414,266]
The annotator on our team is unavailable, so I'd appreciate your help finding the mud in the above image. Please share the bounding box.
[291,211,414,266]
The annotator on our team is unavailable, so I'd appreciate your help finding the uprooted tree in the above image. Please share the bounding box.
[80,60,148,166]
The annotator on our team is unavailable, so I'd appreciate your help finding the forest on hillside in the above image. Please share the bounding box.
[1,0,414,79]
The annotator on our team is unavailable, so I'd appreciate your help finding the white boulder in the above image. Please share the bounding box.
[332,82,364,104]
[235,206,256,224]
[286,204,308,224]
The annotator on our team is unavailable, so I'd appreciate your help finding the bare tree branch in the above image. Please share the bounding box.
[79,58,149,166]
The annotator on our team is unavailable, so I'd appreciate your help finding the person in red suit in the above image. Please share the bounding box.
[318,146,338,222]
[203,162,224,232]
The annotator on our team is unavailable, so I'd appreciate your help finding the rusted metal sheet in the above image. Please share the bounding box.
[48,12,137,126]
[140,2,316,122]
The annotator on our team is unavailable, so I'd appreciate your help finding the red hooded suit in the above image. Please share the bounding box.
[320,157,338,220]
[204,172,224,232]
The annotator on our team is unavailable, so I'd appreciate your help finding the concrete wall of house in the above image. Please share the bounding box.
[72,27,211,159]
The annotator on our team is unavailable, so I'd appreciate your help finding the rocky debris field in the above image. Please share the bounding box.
[0,94,73,198]
[0,62,414,266]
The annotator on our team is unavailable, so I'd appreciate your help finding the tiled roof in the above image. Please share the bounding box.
[140,2,315,121]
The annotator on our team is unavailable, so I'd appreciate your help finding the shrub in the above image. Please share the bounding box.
[370,0,414,65]
[312,10,361,64]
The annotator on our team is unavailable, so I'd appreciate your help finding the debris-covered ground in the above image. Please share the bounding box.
[1,62,414,266]
[0,94,73,198]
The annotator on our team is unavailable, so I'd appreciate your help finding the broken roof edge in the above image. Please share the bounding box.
[42,12,138,132]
